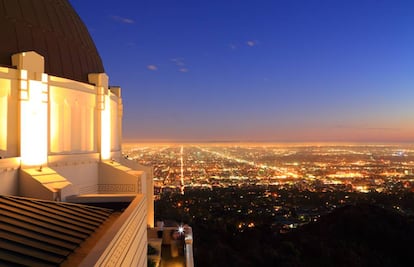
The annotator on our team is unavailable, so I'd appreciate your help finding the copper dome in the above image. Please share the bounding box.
[0,0,104,83]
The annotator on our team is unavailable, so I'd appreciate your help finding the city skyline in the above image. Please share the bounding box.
[123,142,414,197]
[71,0,414,142]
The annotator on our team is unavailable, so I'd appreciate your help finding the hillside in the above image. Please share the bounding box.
[194,204,414,266]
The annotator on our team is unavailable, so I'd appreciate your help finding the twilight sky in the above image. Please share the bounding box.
[70,0,414,142]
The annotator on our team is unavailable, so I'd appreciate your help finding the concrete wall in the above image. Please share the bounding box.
[19,169,54,200]
[120,158,154,227]
[0,51,124,164]
[0,158,20,195]
[80,195,148,267]
[0,67,19,158]
[0,51,125,200]
[110,94,120,152]
[49,77,97,154]
[98,161,144,194]
[49,154,99,200]
[0,66,20,193]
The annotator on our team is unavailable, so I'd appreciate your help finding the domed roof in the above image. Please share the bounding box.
[0,0,104,83]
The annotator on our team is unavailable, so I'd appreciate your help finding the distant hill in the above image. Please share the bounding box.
[194,204,414,267]
[274,204,414,266]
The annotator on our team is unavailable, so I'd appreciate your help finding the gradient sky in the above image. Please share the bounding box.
[70,0,414,142]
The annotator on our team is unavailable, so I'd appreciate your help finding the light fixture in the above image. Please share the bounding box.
[178,226,184,234]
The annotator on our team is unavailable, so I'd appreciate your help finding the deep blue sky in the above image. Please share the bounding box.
[70,0,414,142]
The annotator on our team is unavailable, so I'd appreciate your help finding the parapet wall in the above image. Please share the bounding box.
[80,195,148,267]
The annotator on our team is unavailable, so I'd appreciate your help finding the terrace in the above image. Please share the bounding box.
[148,225,194,267]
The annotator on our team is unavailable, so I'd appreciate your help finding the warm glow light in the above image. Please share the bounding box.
[354,185,370,193]
[21,80,48,166]
[20,69,27,80]
[41,73,48,83]
[0,79,11,151]
[101,93,111,160]
[50,100,58,151]
[50,85,96,153]
[20,80,27,90]
[327,172,365,179]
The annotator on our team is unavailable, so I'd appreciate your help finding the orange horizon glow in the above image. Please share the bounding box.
[122,123,414,145]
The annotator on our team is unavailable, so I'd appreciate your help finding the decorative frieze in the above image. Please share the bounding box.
[98,183,136,193]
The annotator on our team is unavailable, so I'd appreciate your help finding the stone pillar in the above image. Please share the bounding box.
[89,73,110,160]
[12,51,48,167]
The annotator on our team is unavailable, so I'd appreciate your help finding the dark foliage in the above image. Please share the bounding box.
[156,188,414,266]
[147,244,158,256]
[147,258,156,267]
[273,204,414,267]
[192,205,414,267]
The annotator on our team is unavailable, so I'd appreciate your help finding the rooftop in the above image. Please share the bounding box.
[0,195,117,266]
[0,0,104,83]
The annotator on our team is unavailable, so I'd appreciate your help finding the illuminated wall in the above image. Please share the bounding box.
[101,93,111,160]
[88,73,116,161]
[0,52,125,198]
[49,82,96,153]
[49,154,100,198]
[0,69,19,158]
[0,51,152,216]
[20,79,48,166]
[110,94,120,151]
[0,50,153,265]
[13,52,49,167]
[120,157,154,227]
[0,78,10,153]
[0,158,20,195]
[7,53,124,166]
[0,66,22,194]
[81,195,148,266]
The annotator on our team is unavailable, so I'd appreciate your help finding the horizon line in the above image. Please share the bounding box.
[122,139,414,145]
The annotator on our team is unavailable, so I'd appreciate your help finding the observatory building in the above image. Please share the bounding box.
[0,0,158,266]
